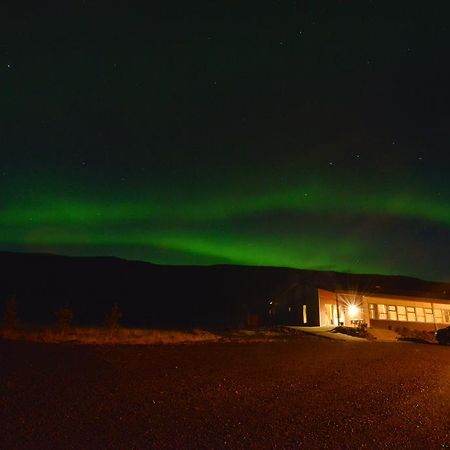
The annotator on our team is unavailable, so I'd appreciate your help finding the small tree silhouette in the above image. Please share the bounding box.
[3,297,18,329]
[55,305,73,332]
[105,303,122,330]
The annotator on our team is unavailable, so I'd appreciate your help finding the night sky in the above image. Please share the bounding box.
[1,1,450,281]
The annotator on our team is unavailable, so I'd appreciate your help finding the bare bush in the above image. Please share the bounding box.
[333,324,369,339]
[55,305,73,332]
[105,303,122,330]
[394,326,436,343]
[2,297,18,329]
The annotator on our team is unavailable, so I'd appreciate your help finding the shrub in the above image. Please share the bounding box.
[394,326,436,343]
[55,305,73,332]
[334,323,369,338]
[2,297,18,329]
[105,303,122,330]
[356,322,369,337]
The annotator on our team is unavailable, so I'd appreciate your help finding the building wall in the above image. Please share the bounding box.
[260,284,320,326]
[279,284,320,326]
[363,294,450,331]
[303,285,320,326]
[319,289,450,330]
[318,289,364,326]
[319,289,337,326]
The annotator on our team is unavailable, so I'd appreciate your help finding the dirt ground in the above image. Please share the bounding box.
[0,335,449,449]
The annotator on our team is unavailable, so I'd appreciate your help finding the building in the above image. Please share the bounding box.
[264,282,450,331]
[318,288,450,331]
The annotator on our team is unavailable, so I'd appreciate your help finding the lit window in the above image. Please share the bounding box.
[415,307,425,322]
[407,306,416,322]
[369,304,376,319]
[424,308,434,323]
[434,309,443,323]
[378,304,387,320]
[397,305,407,321]
[388,305,397,321]
[303,305,308,324]
[444,310,450,323]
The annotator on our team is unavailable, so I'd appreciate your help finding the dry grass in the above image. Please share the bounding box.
[0,326,220,345]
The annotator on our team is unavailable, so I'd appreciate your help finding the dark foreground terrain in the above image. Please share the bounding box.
[1,336,449,449]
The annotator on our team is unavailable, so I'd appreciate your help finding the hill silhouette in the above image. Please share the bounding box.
[1,252,449,328]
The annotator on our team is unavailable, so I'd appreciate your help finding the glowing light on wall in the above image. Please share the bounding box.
[348,304,360,318]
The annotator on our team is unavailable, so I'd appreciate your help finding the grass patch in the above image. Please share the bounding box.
[220,326,307,342]
[0,326,220,345]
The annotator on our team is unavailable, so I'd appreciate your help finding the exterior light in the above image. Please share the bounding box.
[348,304,360,318]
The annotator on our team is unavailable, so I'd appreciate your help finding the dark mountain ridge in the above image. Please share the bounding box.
[1,251,449,328]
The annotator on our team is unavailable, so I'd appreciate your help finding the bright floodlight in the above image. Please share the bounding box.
[348,304,360,318]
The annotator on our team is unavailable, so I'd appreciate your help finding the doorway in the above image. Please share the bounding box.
[324,304,345,326]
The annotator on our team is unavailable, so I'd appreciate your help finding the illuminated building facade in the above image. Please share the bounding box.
[318,288,450,331]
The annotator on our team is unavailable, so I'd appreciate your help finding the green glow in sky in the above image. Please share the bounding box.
[2,180,449,226]
[1,176,449,280]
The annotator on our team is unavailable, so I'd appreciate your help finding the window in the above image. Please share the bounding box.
[425,308,434,323]
[378,304,387,320]
[444,310,450,323]
[397,305,407,321]
[415,307,425,322]
[371,302,450,323]
[303,305,308,324]
[407,307,416,322]
[434,309,443,323]
[369,304,376,319]
[388,305,397,321]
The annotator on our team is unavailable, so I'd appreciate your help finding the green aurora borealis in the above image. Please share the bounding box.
[2,169,449,280]
[1,2,450,280]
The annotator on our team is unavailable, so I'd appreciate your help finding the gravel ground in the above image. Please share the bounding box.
[0,336,449,449]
